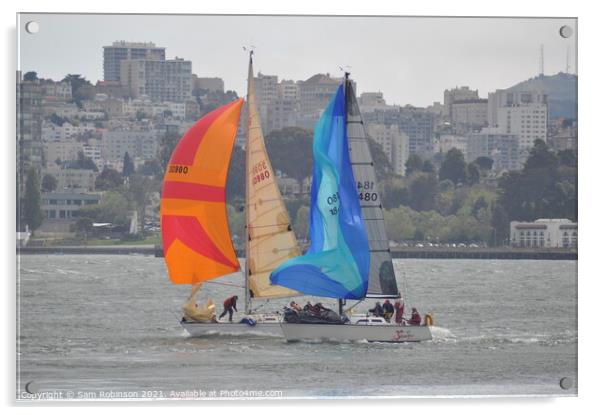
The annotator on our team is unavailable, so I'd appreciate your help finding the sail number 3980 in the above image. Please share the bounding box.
[252,160,270,185]
[169,165,189,174]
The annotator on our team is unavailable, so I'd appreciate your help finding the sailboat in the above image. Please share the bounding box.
[161,53,300,337]
[271,74,432,342]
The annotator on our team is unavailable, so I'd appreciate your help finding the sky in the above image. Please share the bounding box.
[17,13,577,107]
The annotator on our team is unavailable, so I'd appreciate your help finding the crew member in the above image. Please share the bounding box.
[369,302,384,317]
[383,300,394,322]
[394,301,405,325]
[409,307,422,326]
[219,295,238,322]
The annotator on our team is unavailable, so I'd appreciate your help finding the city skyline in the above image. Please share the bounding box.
[18,14,576,107]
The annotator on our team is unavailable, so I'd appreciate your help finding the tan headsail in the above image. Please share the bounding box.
[245,52,300,299]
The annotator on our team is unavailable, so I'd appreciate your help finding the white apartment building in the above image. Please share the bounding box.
[366,123,410,176]
[120,58,192,103]
[102,129,159,161]
[510,219,577,249]
[82,141,103,164]
[488,90,548,154]
[41,121,96,142]
[44,141,83,164]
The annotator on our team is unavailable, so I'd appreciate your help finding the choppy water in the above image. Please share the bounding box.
[17,255,577,399]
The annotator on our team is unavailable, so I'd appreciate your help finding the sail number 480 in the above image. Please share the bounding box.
[357,181,377,202]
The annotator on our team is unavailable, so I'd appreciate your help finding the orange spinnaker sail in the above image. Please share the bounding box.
[161,99,243,284]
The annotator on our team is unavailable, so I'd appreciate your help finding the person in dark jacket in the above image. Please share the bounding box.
[394,300,405,325]
[409,307,422,326]
[369,302,384,317]
[219,295,238,322]
[382,300,394,322]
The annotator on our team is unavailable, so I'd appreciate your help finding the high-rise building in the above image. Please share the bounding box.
[450,98,488,133]
[298,73,344,121]
[17,73,44,179]
[103,41,165,82]
[120,58,192,103]
[444,86,480,118]
[366,123,410,176]
[363,106,434,157]
[466,129,520,171]
[488,89,547,156]
[192,76,225,93]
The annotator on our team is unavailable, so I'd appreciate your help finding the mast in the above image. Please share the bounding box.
[338,71,351,316]
[244,50,253,315]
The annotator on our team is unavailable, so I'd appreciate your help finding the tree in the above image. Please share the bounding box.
[557,149,577,168]
[74,217,94,242]
[62,74,93,103]
[408,173,438,211]
[138,159,163,177]
[49,113,67,126]
[405,154,423,176]
[266,127,313,190]
[439,148,467,185]
[23,71,38,82]
[128,175,155,231]
[422,160,435,174]
[474,156,494,171]
[41,174,58,193]
[22,168,44,233]
[122,152,135,177]
[158,131,180,174]
[95,167,123,190]
[73,151,98,171]
[466,163,480,185]
[524,139,558,172]
[366,137,394,180]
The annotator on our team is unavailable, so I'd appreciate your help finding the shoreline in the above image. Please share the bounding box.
[17,245,577,260]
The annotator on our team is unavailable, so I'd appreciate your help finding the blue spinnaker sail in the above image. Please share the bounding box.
[270,85,370,299]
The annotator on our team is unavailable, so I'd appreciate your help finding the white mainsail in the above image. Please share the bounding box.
[245,53,300,302]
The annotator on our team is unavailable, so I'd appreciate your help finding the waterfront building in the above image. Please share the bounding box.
[41,191,101,220]
[510,219,577,248]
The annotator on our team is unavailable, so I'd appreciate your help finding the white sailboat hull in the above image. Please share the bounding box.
[280,323,432,343]
[181,320,283,337]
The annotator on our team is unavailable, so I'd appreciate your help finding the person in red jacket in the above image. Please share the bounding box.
[409,307,422,326]
[394,300,405,325]
[219,295,238,322]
